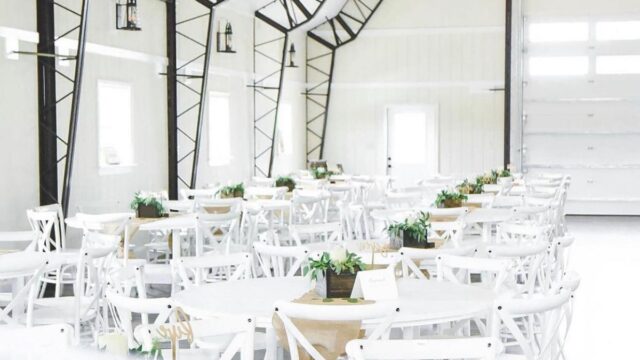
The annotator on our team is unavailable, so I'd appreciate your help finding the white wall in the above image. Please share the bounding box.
[0,0,307,229]
[322,0,506,178]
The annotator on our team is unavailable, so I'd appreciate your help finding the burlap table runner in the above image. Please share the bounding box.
[429,215,459,222]
[462,202,483,209]
[272,292,373,360]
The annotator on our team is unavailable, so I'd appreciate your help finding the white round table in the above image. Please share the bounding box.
[173,277,495,327]
[464,208,513,243]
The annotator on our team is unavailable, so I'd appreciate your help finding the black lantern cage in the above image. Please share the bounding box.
[116,0,141,31]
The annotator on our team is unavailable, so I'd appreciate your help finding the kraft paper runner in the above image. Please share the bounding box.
[104,216,177,259]
[272,292,373,360]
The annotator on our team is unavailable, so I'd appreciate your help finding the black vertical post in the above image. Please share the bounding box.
[318,50,335,159]
[61,0,90,216]
[37,0,58,206]
[504,0,512,168]
[166,0,178,199]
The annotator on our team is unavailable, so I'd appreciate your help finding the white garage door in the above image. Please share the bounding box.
[522,18,640,215]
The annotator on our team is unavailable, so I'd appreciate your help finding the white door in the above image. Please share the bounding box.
[386,106,438,187]
[521,17,640,215]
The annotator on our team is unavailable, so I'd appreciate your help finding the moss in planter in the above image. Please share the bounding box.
[435,190,468,208]
[275,176,296,192]
[218,183,245,199]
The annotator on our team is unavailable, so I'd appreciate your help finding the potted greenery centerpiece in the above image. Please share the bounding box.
[218,183,244,199]
[311,166,333,180]
[456,179,483,195]
[435,190,468,208]
[305,247,366,298]
[386,211,433,249]
[275,176,296,192]
[497,168,512,185]
[130,192,164,218]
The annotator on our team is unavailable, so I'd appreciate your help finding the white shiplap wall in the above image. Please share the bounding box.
[322,0,506,178]
[0,1,308,229]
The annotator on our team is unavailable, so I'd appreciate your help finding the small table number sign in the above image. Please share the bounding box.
[351,268,399,300]
[156,307,194,360]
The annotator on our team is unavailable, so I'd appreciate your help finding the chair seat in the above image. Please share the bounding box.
[30,297,97,325]
[143,263,173,285]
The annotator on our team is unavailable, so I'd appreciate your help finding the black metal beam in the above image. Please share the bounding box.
[36,0,58,206]
[504,0,512,168]
[266,32,290,176]
[319,51,335,159]
[189,7,216,189]
[60,0,90,216]
[166,0,178,199]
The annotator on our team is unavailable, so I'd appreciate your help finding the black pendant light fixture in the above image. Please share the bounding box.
[116,0,141,31]
[217,20,236,53]
[286,43,298,68]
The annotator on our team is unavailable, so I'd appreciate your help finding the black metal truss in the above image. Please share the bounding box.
[305,0,383,161]
[165,0,225,198]
[252,0,326,177]
[30,0,90,215]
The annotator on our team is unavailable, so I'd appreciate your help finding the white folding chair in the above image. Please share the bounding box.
[492,291,572,360]
[105,288,173,348]
[180,188,218,200]
[253,242,308,278]
[252,176,276,187]
[346,337,500,360]
[395,245,477,279]
[134,313,256,360]
[486,242,549,295]
[194,211,242,256]
[436,255,513,293]
[26,209,62,252]
[0,323,74,358]
[172,252,252,291]
[0,252,47,327]
[291,190,330,224]
[245,186,287,200]
[289,222,342,245]
[496,223,550,245]
[274,300,399,360]
[32,245,117,343]
[428,221,465,248]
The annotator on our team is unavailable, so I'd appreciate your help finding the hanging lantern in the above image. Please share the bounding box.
[286,43,298,68]
[217,20,236,53]
[224,22,233,52]
[116,0,141,31]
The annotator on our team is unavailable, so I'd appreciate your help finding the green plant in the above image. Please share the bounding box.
[435,190,468,207]
[456,179,483,195]
[311,166,334,180]
[130,192,164,214]
[386,211,431,242]
[218,183,244,198]
[275,176,296,192]
[129,339,163,359]
[304,247,366,281]
[499,168,512,177]
[477,169,499,185]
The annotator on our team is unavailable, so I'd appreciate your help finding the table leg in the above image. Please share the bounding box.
[482,223,490,243]
[265,327,277,360]
[123,226,130,266]
[172,230,181,259]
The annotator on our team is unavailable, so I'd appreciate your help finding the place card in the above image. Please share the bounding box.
[351,268,398,300]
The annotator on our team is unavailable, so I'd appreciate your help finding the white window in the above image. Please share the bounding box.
[97,81,134,168]
[208,92,231,166]
[278,103,293,156]
[596,55,640,74]
[529,22,589,43]
[529,56,589,76]
[596,21,640,41]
